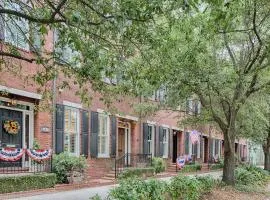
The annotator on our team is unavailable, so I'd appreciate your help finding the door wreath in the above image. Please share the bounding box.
[3,120,20,135]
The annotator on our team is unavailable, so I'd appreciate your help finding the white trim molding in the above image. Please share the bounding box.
[116,114,138,121]
[161,124,170,129]
[171,126,184,131]
[0,85,42,100]
[63,101,82,109]
[146,120,157,125]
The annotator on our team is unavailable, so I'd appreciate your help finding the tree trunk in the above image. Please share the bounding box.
[222,126,236,185]
[263,130,270,171]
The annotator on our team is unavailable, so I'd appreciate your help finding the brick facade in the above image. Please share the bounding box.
[0,29,248,180]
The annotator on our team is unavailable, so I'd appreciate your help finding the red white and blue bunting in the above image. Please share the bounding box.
[0,148,25,161]
[26,149,52,162]
[176,157,185,169]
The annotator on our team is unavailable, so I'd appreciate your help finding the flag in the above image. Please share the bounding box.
[190,130,200,144]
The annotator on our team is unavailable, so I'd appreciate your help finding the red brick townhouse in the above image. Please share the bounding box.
[0,1,248,180]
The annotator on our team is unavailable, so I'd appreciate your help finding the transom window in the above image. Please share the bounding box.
[98,113,110,157]
[64,107,79,155]
[162,128,169,158]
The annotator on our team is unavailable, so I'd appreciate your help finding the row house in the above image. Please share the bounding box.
[0,1,248,179]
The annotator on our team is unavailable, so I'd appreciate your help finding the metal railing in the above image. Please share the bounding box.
[0,154,52,174]
[115,153,152,178]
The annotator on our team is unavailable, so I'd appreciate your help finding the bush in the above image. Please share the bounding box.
[118,167,155,179]
[180,163,202,173]
[52,152,87,183]
[196,175,216,194]
[152,157,166,173]
[235,165,269,186]
[169,175,203,200]
[209,163,224,170]
[0,173,56,193]
[110,178,168,200]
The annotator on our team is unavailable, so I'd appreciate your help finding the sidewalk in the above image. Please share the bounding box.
[4,171,222,200]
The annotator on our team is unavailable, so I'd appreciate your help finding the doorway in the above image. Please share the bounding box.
[203,136,208,163]
[172,132,177,163]
[117,121,131,165]
[0,108,23,148]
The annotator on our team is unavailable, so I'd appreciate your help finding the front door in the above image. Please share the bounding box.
[0,108,23,148]
[204,137,208,163]
[172,133,177,163]
[117,128,125,157]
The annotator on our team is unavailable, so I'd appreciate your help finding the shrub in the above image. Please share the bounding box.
[168,175,202,200]
[209,163,224,170]
[180,163,202,173]
[235,165,269,186]
[152,157,166,173]
[196,175,216,194]
[118,167,155,179]
[0,173,56,193]
[52,152,87,183]
[110,178,168,200]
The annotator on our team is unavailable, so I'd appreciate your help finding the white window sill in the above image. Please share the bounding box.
[97,154,110,158]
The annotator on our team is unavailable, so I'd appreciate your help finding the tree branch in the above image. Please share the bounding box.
[0,51,35,63]
[0,8,66,24]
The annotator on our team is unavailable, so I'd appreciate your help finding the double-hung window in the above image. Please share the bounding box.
[4,1,29,50]
[147,125,154,155]
[162,128,169,158]
[64,107,80,155]
[98,113,110,157]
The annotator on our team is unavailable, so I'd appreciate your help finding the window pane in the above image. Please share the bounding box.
[70,133,76,153]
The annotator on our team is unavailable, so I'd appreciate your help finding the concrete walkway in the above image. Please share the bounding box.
[10,171,222,200]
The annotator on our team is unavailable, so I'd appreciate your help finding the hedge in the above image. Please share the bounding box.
[209,163,224,170]
[0,173,57,193]
[179,164,202,173]
[118,167,155,179]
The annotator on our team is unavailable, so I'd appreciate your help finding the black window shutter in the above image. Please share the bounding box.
[110,116,117,157]
[194,143,198,157]
[209,139,213,158]
[55,104,64,154]
[168,129,172,158]
[81,110,89,157]
[90,111,99,158]
[185,132,190,155]
[154,125,159,157]
[159,127,163,157]
[143,123,148,154]
[200,136,204,158]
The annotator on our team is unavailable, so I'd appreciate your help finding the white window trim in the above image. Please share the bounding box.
[63,101,82,109]
[147,124,155,156]
[0,85,42,100]
[97,113,110,158]
[64,106,80,156]
[162,128,169,158]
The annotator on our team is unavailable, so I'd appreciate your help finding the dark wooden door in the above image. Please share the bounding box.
[117,128,125,157]
[0,108,23,148]
[172,133,177,163]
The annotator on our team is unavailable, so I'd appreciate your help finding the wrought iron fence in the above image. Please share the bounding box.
[115,153,152,178]
[0,154,52,174]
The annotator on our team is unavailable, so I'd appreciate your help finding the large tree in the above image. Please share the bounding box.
[237,94,270,171]
[0,0,180,102]
[123,0,270,184]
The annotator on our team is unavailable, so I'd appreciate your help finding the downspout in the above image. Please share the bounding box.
[52,31,57,153]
